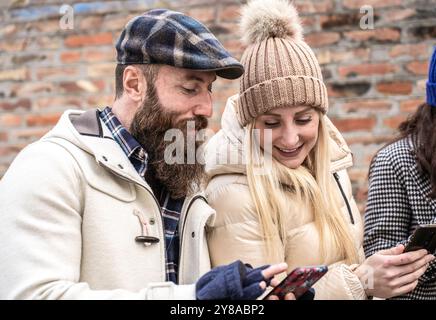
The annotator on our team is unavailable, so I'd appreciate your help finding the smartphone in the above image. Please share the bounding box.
[263,265,328,300]
[404,224,436,254]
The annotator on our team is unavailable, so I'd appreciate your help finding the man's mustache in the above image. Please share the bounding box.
[175,115,208,132]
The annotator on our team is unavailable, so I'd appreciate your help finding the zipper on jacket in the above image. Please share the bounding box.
[333,172,355,225]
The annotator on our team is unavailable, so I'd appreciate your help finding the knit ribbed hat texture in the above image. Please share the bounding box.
[237,0,328,126]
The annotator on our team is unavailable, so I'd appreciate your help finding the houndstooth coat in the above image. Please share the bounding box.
[364,137,436,300]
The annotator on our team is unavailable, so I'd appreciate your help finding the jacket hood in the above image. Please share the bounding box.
[205,95,353,178]
[40,109,153,189]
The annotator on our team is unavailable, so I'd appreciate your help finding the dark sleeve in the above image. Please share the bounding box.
[363,150,412,256]
[364,150,436,284]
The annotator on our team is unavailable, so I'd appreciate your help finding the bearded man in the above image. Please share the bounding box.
[0,9,289,300]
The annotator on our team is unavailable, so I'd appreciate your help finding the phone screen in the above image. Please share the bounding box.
[404,224,436,254]
[263,265,328,300]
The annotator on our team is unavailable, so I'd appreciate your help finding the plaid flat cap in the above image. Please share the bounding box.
[115,9,244,79]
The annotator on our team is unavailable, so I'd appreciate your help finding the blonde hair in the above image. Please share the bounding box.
[245,114,359,265]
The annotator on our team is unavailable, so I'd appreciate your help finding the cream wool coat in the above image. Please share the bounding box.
[0,109,215,299]
[204,96,367,300]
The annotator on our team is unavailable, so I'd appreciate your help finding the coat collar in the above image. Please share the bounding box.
[67,109,207,204]
[63,109,150,189]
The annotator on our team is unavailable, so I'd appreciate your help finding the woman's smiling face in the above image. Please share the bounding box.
[254,106,320,169]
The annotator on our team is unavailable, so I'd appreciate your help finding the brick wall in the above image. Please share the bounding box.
[1,0,435,211]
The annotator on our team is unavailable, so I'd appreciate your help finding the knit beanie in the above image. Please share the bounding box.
[427,46,436,107]
[236,0,328,127]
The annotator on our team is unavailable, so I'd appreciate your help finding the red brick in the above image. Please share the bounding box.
[384,8,415,22]
[330,117,376,132]
[355,186,369,203]
[295,0,334,13]
[376,81,413,95]
[79,16,103,30]
[221,39,245,56]
[348,168,371,182]
[417,79,427,94]
[0,24,17,38]
[345,134,394,146]
[305,32,340,48]
[343,0,402,9]
[338,63,398,78]
[327,82,371,98]
[341,100,392,113]
[0,132,7,142]
[320,13,361,29]
[383,115,408,129]
[0,99,31,111]
[87,63,115,78]
[65,32,113,48]
[344,28,400,42]
[36,67,80,81]
[316,48,370,65]
[400,99,424,112]
[0,146,19,157]
[390,43,429,58]
[83,49,115,62]
[0,38,26,52]
[0,114,22,127]
[25,19,60,34]
[12,53,50,65]
[11,82,55,96]
[218,4,239,22]
[35,96,83,110]
[101,14,136,31]
[186,7,216,23]
[33,36,62,50]
[87,95,114,108]
[301,16,318,28]
[60,51,81,63]
[26,113,62,127]
[14,128,50,141]
[59,80,105,94]
[406,61,429,75]
[0,68,28,81]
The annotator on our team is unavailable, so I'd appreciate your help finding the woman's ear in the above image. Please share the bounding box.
[122,66,148,103]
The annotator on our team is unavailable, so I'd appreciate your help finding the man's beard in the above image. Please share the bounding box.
[129,85,208,199]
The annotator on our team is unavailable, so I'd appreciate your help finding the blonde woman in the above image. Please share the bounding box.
[204,0,434,300]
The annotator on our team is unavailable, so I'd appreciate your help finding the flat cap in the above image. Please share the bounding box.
[115,9,244,79]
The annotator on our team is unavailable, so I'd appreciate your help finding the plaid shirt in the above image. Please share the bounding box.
[99,107,183,284]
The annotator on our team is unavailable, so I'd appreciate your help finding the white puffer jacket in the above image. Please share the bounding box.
[204,95,367,300]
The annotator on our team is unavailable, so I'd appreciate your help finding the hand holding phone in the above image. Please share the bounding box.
[263,265,328,300]
[404,224,436,254]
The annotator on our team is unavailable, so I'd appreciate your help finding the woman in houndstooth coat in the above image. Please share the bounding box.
[364,47,436,300]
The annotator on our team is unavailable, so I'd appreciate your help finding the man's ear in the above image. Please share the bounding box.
[122,66,147,103]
